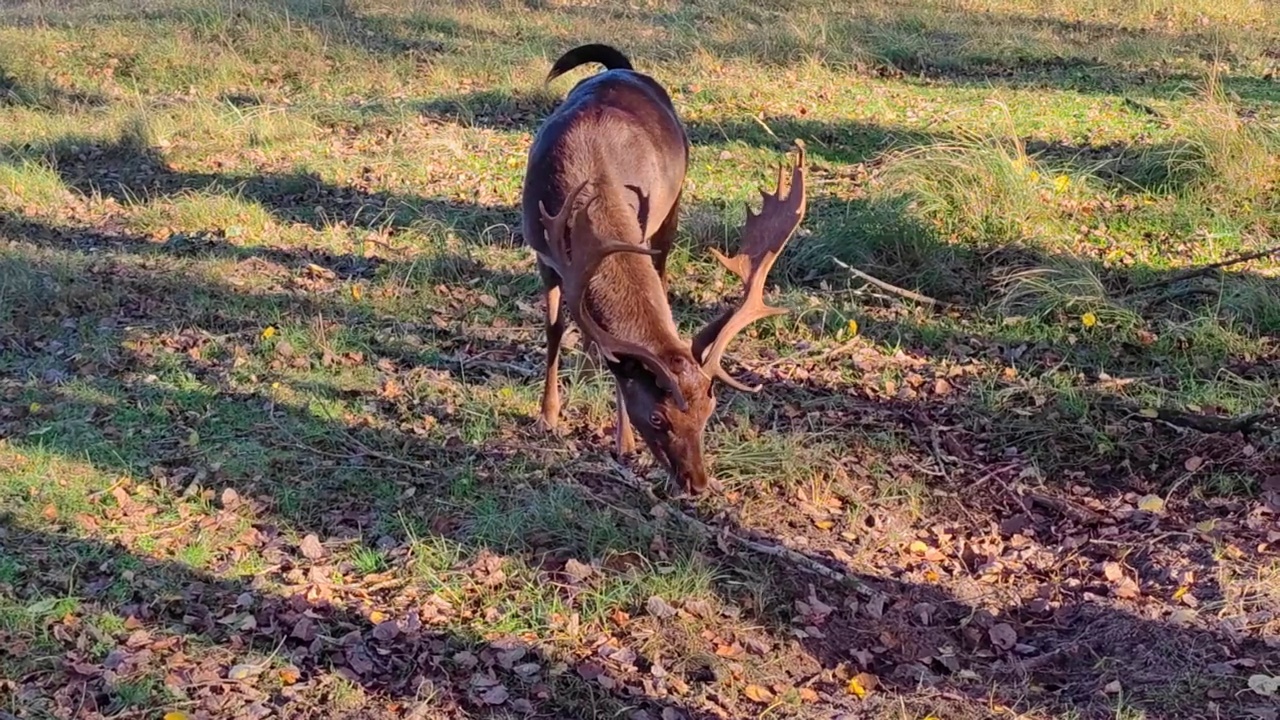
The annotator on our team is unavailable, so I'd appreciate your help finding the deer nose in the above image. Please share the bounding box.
[679,468,711,496]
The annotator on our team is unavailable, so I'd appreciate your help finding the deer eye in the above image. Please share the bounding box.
[649,412,667,430]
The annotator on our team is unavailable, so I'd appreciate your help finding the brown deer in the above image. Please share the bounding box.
[521,43,807,496]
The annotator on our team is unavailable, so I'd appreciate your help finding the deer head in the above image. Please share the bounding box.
[538,145,808,495]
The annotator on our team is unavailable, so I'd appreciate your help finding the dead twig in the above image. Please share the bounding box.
[1023,491,1105,525]
[831,257,952,309]
[1127,243,1280,294]
[433,353,538,379]
[1103,398,1278,434]
[603,458,862,588]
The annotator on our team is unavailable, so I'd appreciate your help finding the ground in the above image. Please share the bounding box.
[1,1,1279,719]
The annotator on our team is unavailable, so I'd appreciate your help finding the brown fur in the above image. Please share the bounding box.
[521,44,806,495]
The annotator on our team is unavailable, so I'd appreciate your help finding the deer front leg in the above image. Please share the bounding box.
[540,282,564,431]
[614,383,635,456]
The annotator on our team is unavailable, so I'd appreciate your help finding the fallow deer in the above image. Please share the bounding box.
[521,43,807,496]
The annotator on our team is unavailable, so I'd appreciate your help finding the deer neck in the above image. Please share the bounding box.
[585,251,685,359]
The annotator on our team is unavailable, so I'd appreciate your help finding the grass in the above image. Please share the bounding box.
[1,0,1278,718]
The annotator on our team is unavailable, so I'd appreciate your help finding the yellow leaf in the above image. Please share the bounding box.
[351,284,363,301]
[28,402,41,414]
[908,540,929,555]
[261,326,277,340]
[369,610,388,624]
[814,519,834,530]
[1137,494,1165,513]
[1172,586,1189,601]
[847,319,858,336]
[1080,312,1097,328]
[1029,171,1040,183]
[1053,175,1071,193]
[744,684,774,703]
[924,569,940,583]
[846,675,868,698]
[278,665,301,685]
[164,712,193,720]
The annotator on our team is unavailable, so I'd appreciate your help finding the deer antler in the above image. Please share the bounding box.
[692,145,807,392]
[539,181,690,410]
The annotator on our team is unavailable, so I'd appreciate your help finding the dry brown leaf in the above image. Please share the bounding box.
[480,684,510,705]
[299,533,325,560]
[989,623,1017,650]
[645,596,677,619]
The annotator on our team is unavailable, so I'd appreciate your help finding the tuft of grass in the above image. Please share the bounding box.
[1134,67,1280,200]
[349,544,388,575]
[993,260,1140,330]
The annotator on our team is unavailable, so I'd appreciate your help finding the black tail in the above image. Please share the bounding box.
[545,43,633,83]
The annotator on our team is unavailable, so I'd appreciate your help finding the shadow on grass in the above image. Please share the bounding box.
[0,63,109,112]
[2,204,1279,718]
[1,132,517,243]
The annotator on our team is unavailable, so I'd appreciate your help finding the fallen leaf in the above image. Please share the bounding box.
[1103,562,1124,582]
[220,487,240,508]
[163,713,193,720]
[847,672,878,698]
[480,684,510,705]
[908,540,929,555]
[1248,674,1280,697]
[645,596,677,619]
[1103,679,1122,694]
[1137,494,1165,513]
[299,534,325,560]
[228,663,257,681]
[1184,456,1205,472]
[989,623,1017,650]
[744,684,774,703]
[563,558,594,584]
[278,666,301,685]
[41,504,57,521]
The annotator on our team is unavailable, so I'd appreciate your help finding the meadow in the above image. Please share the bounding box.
[1,0,1278,718]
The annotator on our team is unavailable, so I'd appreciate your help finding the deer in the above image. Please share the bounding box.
[520,43,807,496]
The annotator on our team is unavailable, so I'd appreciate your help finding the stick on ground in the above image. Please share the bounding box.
[831,257,952,309]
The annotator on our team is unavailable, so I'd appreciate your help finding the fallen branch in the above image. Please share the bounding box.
[1144,407,1276,434]
[831,257,952,309]
[1100,398,1278,434]
[1128,243,1280,294]
[604,458,863,588]
[432,353,538,379]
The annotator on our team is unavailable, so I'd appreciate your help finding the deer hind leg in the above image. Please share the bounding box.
[614,383,636,456]
[540,270,565,432]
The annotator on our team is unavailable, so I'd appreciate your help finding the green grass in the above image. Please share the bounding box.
[1,0,1278,718]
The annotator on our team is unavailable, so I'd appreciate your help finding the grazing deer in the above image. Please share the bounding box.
[521,43,807,496]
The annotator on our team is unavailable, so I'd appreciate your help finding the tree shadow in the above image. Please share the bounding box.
[0,63,109,112]
[1,132,518,243]
[3,210,1279,718]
